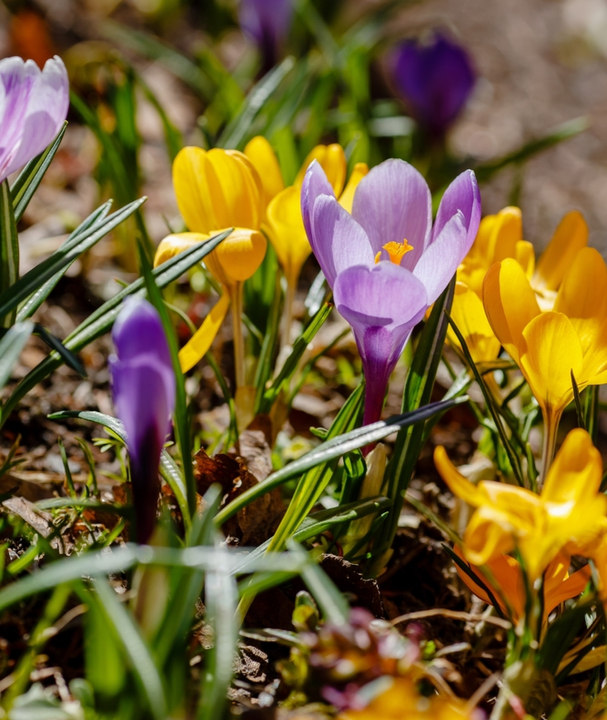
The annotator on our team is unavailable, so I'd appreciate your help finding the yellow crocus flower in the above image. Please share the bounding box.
[449,282,501,366]
[435,428,606,581]
[244,136,368,344]
[454,546,590,623]
[154,146,267,381]
[338,677,477,720]
[483,247,607,465]
[450,207,588,365]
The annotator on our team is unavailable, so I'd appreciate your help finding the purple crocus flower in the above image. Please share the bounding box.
[302,159,480,430]
[239,0,293,69]
[110,298,176,544]
[0,55,69,184]
[391,33,475,137]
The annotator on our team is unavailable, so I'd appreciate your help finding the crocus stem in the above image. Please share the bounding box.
[230,282,246,389]
[539,409,560,486]
[280,278,295,352]
[361,375,388,457]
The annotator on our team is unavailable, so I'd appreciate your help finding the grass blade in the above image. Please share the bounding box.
[214,394,467,528]
[0,180,19,326]
[0,230,230,429]
[93,577,167,720]
[0,197,146,324]
[0,322,33,391]
[371,278,456,565]
[218,57,295,149]
[48,410,190,532]
[11,123,68,223]
[33,324,86,378]
[198,565,238,720]
[17,201,113,321]
[259,301,332,414]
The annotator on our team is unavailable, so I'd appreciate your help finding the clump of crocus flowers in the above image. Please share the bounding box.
[110,297,175,544]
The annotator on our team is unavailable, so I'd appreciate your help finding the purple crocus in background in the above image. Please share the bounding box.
[110,298,176,544]
[391,33,475,137]
[239,0,293,69]
[302,159,480,431]
[0,55,69,184]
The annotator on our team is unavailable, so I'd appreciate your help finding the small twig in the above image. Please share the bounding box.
[391,608,511,630]
[465,672,501,714]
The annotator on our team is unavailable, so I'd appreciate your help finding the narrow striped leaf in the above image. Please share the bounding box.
[11,123,68,223]
[0,180,19,327]
[17,201,112,321]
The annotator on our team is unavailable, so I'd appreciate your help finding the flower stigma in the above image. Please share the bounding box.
[374,239,414,265]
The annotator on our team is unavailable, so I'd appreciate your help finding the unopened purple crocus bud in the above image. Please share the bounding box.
[302,159,480,433]
[0,55,69,184]
[391,33,475,137]
[239,0,293,69]
[110,297,176,544]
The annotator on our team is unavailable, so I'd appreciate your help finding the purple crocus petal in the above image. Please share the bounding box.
[432,169,481,247]
[351,159,432,271]
[0,56,69,182]
[392,33,475,135]
[413,211,468,304]
[112,296,173,371]
[110,297,176,543]
[301,159,335,242]
[334,263,428,427]
[239,0,293,67]
[0,58,39,182]
[309,195,374,288]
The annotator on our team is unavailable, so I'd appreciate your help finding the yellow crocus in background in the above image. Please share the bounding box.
[483,247,607,470]
[244,136,368,346]
[338,677,479,720]
[435,428,606,582]
[154,146,267,386]
[450,207,588,365]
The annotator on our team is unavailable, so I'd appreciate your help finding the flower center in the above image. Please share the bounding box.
[374,239,414,265]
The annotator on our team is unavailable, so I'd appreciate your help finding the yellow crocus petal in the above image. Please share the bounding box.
[581,316,607,385]
[464,506,517,566]
[173,148,218,234]
[206,149,263,230]
[338,162,369,212]
[434,446,487,507]
[483,258,541,363]
[264,185,311,287]
[515,240,535,279]
[295,143,347,196]
[546,564,591,612]
[542,427,603,505]
[449,283,501,364]
[179,293,231,373]
[554,247,607,355]
[454,545,524,619]
[154,232,210,268]
[519,311,583,417]
[243,136,284,208]
[211,227,267,283]
[490,206,524,263]
[469,213,497,262]
[534,210,588,292]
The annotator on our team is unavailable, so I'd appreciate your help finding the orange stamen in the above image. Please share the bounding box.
[381,239,414,265]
